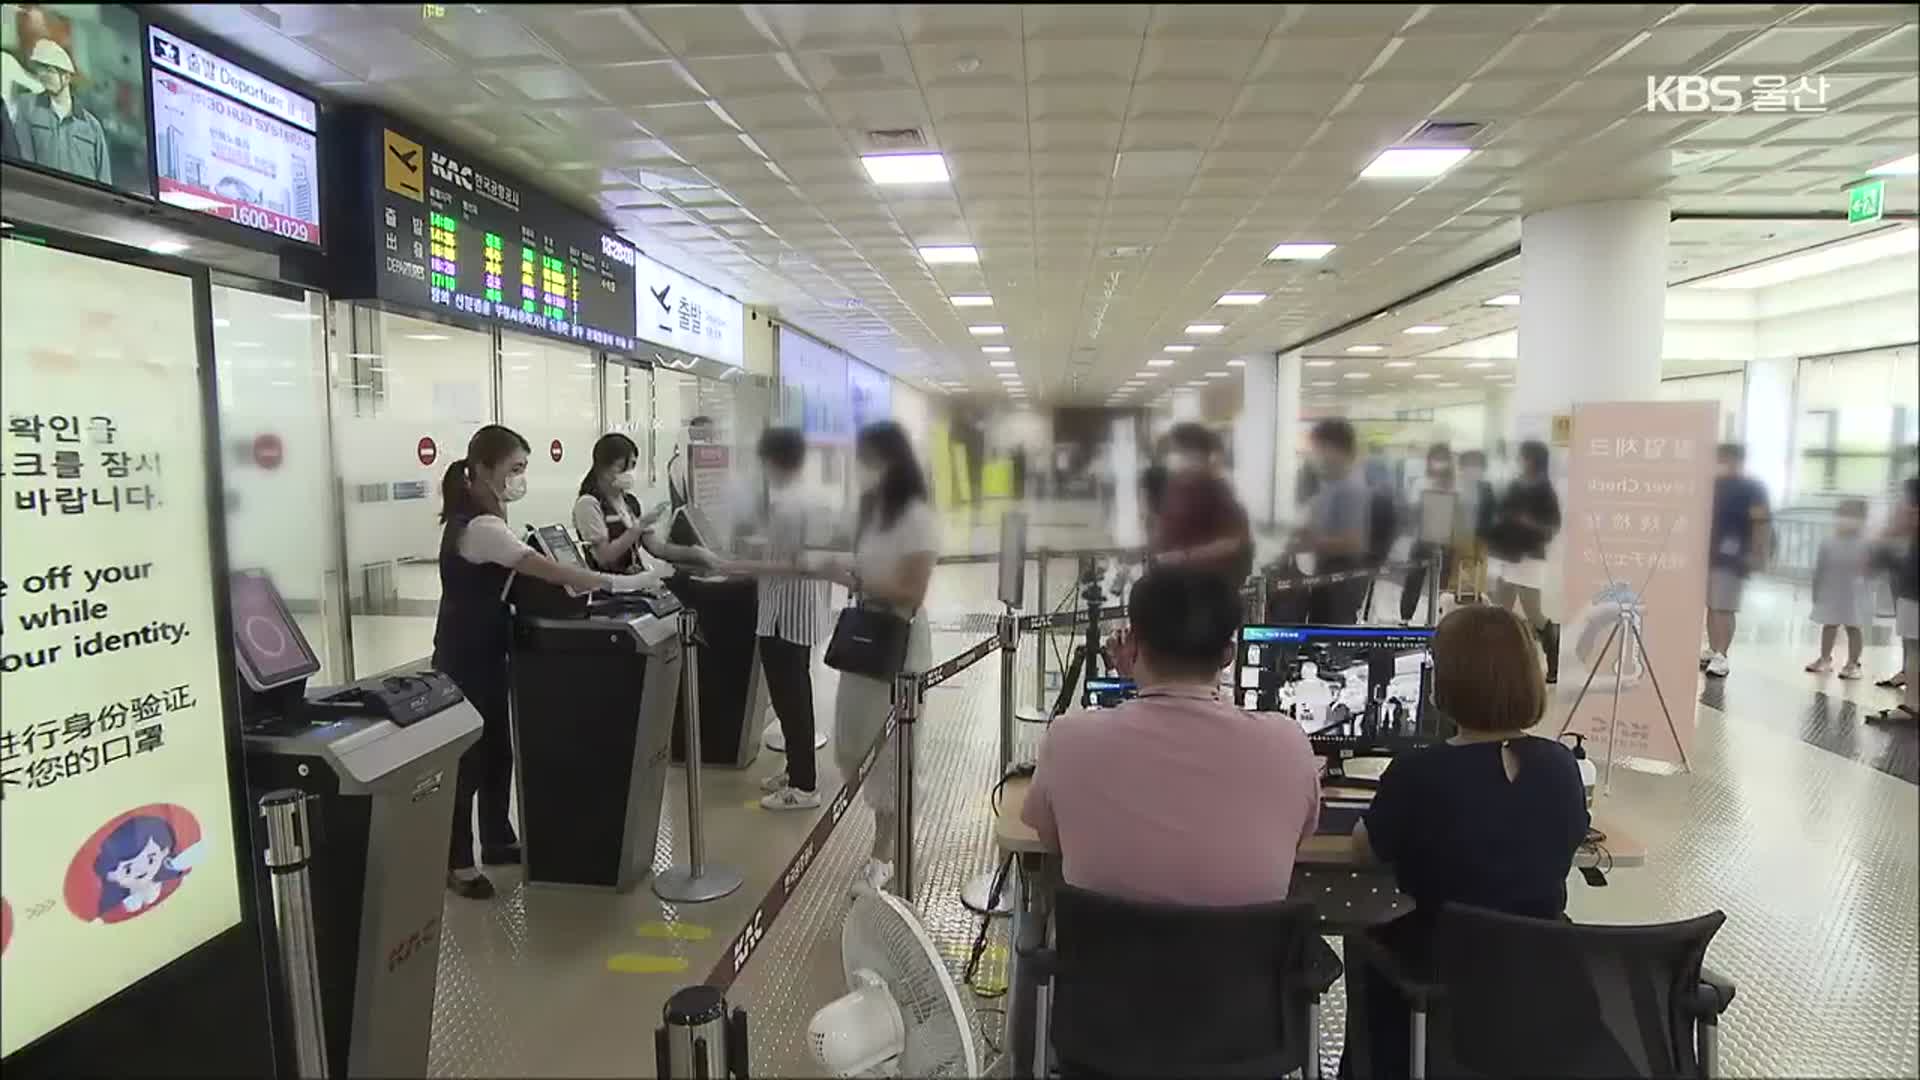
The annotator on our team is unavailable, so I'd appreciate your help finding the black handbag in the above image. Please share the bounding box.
[824,601,912,679]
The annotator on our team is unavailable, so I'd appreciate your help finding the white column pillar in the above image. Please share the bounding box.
[1482,386,1511,454]
[1236,354,1278,524]
[1515,199,1670,620]
[1274,349,1303,518]
[1743,356,1797,506]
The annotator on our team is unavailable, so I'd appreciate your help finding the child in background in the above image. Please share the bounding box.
[1806,499,1874,679]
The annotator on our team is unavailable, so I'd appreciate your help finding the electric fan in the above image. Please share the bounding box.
[808,885,980,1078]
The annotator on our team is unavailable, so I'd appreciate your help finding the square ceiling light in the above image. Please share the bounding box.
[1693,226,1917,289]
[861,153,949,184]
[1346,344,1383,353]
[950,294,993,307]
[1216,292,1266,306]
[1147,358,1176,368]
[1360,146,1472,179]
[989,360,1016,368]
[1404,324,1448,335]
[1136,369,1160,378]
[1465,361,1496,369]
[969,325,1005,336]
[1343,372,1371,380]
[1226,359,1246,367]
[1204,370,1232,379]
[1186,323,1224,334]
[1267,242,1335,261]
[1385,360,1415,369]
[1163,344,1195,353]
[919,245,978,264]
[1483,293,1520,307]
[1413,373,1441,380]
[1868,153,1917,176]
[1305,359,1336,368]
[981,345,1010,354]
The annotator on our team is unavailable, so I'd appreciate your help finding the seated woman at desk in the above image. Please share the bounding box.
[1344,604,1590,1075]
[572,433,720,575]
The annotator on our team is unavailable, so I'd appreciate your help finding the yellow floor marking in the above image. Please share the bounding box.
[636,921,711,941]
[607,953,689,975]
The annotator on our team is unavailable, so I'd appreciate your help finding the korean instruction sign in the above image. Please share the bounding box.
[1558,401,1717,767]
[0,240,242,1055]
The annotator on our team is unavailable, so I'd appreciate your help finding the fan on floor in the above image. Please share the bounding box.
[808,885,980,1078]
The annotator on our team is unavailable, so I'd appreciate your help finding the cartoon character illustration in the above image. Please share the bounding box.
[91,814,203,922]
[1571,582,1649,693]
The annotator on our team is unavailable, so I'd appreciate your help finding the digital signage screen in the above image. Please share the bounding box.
[1,3,150,199]
[361,115,638,352]
[147,25,320,246]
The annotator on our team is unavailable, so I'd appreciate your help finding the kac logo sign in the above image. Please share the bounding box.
[1645,75,1829,114]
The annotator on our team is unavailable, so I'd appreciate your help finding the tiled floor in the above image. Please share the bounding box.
[421,503,1918,1078]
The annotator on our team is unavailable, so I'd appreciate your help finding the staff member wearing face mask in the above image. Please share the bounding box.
[436,425,660,899]
[573,433,719,576]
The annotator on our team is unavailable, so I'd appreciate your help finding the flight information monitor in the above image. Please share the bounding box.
[1235,625,1441,747]
[353,113,638,351]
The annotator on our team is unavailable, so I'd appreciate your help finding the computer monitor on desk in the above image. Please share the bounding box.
[1234,624,1449,771]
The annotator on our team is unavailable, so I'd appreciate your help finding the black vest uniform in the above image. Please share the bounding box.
[586,492,649,574]
[431,511,518,867]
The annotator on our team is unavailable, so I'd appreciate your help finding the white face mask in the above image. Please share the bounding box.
[857,463,885,493]
[612,471,635,493]
[502,474,528,503]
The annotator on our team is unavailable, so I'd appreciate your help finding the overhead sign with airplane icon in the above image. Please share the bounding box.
[632,249,743,367]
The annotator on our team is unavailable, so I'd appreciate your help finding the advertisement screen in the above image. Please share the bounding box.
[0,239,244,1057]
[0,3,150,198]
[147,26,320,246]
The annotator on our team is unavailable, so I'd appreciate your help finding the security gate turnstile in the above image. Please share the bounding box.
[244,700,481,1079]
[511,607,682,890]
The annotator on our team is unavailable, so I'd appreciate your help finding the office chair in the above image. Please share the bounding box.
[1018,886,1342,1078]
[1343,904,1737,1078]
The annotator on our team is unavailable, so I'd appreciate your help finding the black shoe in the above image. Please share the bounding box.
[447,871,495,900]
[480,843,522,866]
[1540,622,1561,684]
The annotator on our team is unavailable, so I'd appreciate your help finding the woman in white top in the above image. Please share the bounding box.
[572,433,718,575]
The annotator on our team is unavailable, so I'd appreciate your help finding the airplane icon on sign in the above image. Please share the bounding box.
[651,284,672,312]
[389,144,419,171]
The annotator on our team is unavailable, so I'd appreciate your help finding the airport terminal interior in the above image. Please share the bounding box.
[1,3,1917,1078]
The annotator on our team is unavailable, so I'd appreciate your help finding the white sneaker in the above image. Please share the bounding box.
[759,771,790,794]
[1705,653,1730,678]
[1839,662,1864,681]
[1700,647,1715,668]
[759,786,821,811]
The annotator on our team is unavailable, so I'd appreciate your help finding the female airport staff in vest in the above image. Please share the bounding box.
[436,424,659,899]
[573,432,719,576]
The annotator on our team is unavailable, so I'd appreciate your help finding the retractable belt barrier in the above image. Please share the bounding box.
[701,631,1004,992]
[1011,557,1429,635]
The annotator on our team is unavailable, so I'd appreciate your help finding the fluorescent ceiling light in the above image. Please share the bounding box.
[1216,292,1266,306]
[1385,360,1415,369]
[918,245,978,264]
[1361,146,1472,179]
[950,294,993,307]
[1413,373,1441,380]
[861,153,950,184]
[1267,242,1335,261]
[1436,381,1460,388]
[1346,344,1384,353]
[1465,361,1496,369]
[1311,380,1337,387]
[1343,372,1371,380]
[1136,370,1160,378]
[981,345,1011,353]
[1185,323,1225,334]
[405,332,450,341]
[1226,359,1246,367]
[969,325,1005,335]
[1305,359,1337,368]
[274,312,321,321]
[989,360,1016,368]
[1184,380,1208,387]
[1867,153,1917,176]
[146,239,190,254]
[1483,293,1520,307]
[1403,324,1447,335]
[1204,371,1231,378]
[1147,358,1177,367]
[1163,344,1195,353]
[1693,226,1918,289]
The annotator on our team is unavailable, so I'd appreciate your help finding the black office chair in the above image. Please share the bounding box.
[1019,886,1343,1078]
[1344,904,1738,1078]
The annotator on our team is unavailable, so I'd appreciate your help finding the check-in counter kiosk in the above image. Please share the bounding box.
[230,571,480,1079]
[665,506,767,769]
[509,526,685,891]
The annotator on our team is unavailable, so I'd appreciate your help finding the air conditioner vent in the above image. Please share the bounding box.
[865,127,927,150]
[1407,120,1483,144]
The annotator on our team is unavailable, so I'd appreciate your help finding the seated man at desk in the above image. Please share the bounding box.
[1021,567,1321,905]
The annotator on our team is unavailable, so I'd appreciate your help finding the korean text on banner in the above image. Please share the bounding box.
[1558,401,1718,767]
[0,241,242,1056]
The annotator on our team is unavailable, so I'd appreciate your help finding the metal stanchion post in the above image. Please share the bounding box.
[963,615,1019,916]
[1033,549,1049,710]
[891,671,921,903]
[655,609,744,903]
[1427,551,1442,627]
[260,789,329,1080]
[656,985,749,1080]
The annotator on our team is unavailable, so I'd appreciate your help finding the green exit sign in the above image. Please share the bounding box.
[1847,179,1885,225]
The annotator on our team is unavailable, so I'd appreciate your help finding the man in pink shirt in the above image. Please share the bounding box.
[1022,567,1323,906]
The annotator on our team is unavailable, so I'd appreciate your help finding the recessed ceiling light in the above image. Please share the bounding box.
[1404,325,1447,335]
[1305,359,1337,368]
[1483,293,1520,307]
[1267,242,1336,261]
[405,333,450,341]
[950,294,993,307]
[968,324,1004,335]
[1204,371,1231,378]
[1360,146,1472,179]
[1868,152,1917,176]
[1185,323,1225,335]
[1385,360,1415,369]
[1436,381,1460,388]
[981,345,1011,353]
[1136,370,1160,378]
[861,153,950,184]
[918,245,978,264]
[1147,358,1177,367]
[1311,380,1337,387]
[989,360,1016,368]
[1693,226,1917,289]
[1163,344,1195,353]
[1343,372,1371,380]
[1226,358,1246,367]
[1346,344,1384,353]
[1465,361,1496,369]
[1216,292,1266,306]
[1413,373,1441,380]
[146,239,189,255]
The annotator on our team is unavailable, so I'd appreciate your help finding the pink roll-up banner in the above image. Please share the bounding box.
[1558,401,1718,769]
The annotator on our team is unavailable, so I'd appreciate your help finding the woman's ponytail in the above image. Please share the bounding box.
[439,425,529,525]
[439,458,474,524]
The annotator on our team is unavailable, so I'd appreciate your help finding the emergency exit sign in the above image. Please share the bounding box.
[1847,179,1885,225]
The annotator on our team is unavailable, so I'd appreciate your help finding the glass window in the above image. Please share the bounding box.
[1793,347,1919,510]
[1657,371,1744,443]
[211,283,345,683]
[330,307,493,676]
[499,333,599,532]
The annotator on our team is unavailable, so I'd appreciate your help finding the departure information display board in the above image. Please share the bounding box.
[363,117,637,351]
